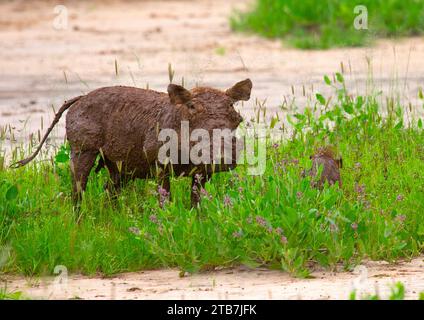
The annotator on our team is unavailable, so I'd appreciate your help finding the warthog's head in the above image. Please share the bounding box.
[166,79,252,172]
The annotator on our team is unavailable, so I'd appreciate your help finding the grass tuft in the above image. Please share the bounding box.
[231,0,424,49]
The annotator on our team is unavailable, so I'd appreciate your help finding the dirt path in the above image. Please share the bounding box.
[1,0,424,141]
[3,256,423,300]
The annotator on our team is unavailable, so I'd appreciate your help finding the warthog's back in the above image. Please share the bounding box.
[66,86,169,153]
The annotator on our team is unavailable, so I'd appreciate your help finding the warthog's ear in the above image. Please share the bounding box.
[225,79,252,102]
[168,84,192,105]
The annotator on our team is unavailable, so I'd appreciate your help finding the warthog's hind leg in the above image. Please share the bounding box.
[70,149,98,205]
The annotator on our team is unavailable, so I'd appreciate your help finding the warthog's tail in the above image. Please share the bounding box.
[10,95,84,168]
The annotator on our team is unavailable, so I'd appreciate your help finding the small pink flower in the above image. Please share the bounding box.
[158,185,170,207]
[330,223,339,233]
[280,236,288,244]
[128,226,141,236]
[291,159,299,165]
[194,174,203,184]
[256,215,267,227]
[275,227,283,235]
[149,214,158,224]
[396,194,404,202]
[351,222,358,231]
[396,215,406,223]
[232,230,243,238]
[355,183,365,194]
[223,195,232,207]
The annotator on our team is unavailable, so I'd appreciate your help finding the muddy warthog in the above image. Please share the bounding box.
[12,79,252,207]
[307,147,342,188]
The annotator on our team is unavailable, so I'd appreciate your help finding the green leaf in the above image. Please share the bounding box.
[394,121,403,129]
[54,144,70,164]
[417,224,424,236]
[355,96,364,109]
[419,87,423,99]
[336,72,344,83]
[294,113,306,120]
[343,103,354,114]
[55,152,70,163]
[389,282,405,300]
[418,118,423,129]
[324,75,331,85]
[270,116,278,129]
[6,185,18,201]
[316,93,326,105]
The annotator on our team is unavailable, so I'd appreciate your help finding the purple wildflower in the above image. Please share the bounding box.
[158,185,170,207]
[232,230,243,238]
[200,187,212,200]
[396,194,404,202]
[255,215,268,227]
[281,159,289,167]
[296,191,303,199]
[275,227,283,235]
[291,159,299,165]
[396,215,406,223]
[363,200,371,209]
[351,222,358,231]
[149,214,158,224]
[223,195,232,207]
[280,236,288,244]
[330,223,339,233]
[128,226,141,236]
[194,173,203,184]
[355,183,365,194]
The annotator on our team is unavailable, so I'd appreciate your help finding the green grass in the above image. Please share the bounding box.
[350,282,424,300]
[0,285,25,300]
[231,0,424,49]
[0,73,423,278]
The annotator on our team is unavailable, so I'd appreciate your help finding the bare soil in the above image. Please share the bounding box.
[3,256,423,300]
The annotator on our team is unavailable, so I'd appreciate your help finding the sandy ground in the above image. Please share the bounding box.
[1,0,423,300]
[2,256,423,300]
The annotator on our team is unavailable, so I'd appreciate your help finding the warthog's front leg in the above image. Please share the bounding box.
[191,174,209,208]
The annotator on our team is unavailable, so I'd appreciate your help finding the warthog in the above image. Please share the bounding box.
[13,79,252,207]
[307,147,342,188]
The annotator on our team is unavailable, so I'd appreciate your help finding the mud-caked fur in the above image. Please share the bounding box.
[13,79,253,207]
[308,147,342,188]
